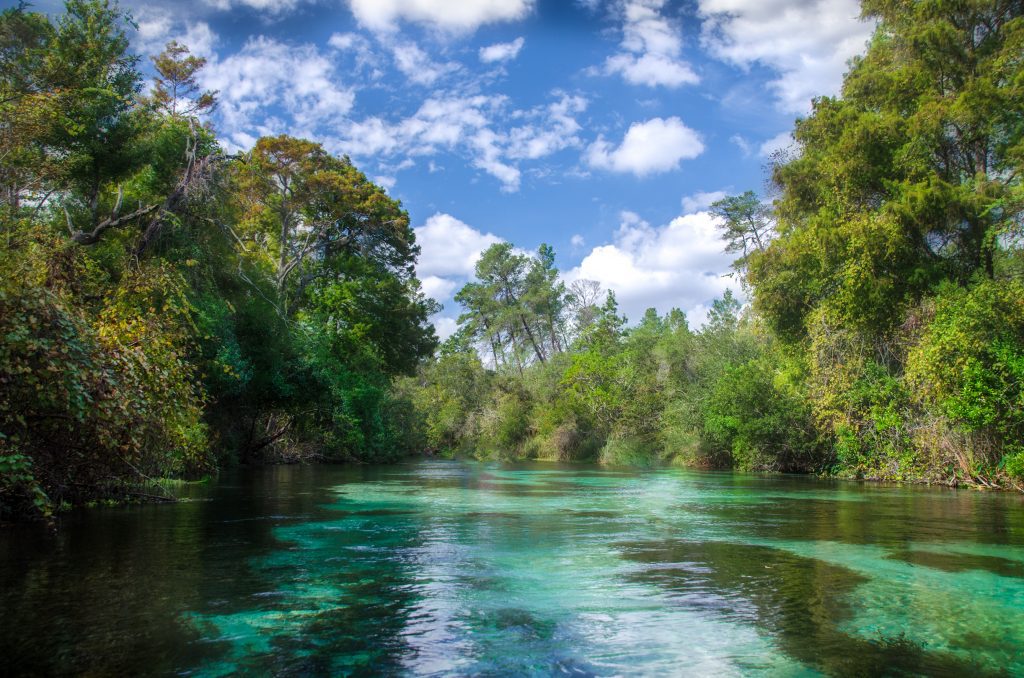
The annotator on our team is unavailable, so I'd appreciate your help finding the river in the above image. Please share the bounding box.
[2,460,1023,676]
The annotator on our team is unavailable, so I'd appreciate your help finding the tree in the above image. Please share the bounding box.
[0,3,54,211]
[709,191,773,278]
[526,244,569,355]
[150,41,216,118]
[566,279,603,338]
[751,0,1024,341]
[455,242,552,369]
[232,135,418,314]
[0,2,443,515]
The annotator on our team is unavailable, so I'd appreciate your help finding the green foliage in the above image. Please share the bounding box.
[709,191,773,277]
[0,239,211,518]
[830,362,918,480]
[906,280,1024,477]
[399,0,1024,490]
[599,436,660,467]
[0,1,438,518]
[736,0,1024,488]
[4,0,1024,517]
[1004,452,1024,481]
[697,358,821,472]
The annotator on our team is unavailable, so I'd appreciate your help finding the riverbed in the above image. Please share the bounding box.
[2,460,1023,675]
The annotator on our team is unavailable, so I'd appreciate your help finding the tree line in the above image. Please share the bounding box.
[2,0,1022,520]
[399,0,1024,489]
[0,0,437,519]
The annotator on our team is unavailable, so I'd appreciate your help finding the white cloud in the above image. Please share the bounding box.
[698,0,873,113]
[204,0,301,13]
[328,32,362,50]
[201,37,355,150]
[603,0,699,88]
[348,0,534,33]
[415,213,503,341]
[134,9,217,60]
[681,189,727,214]
[586,116,704,176]
[374,175,397,190]
[566,210,737,324]
[336,92,586,192]
[506,93,588,160]
[340,95,496,157]
[480,36,525,63]
[421,275,458,301]
[470,128,522,191]
[415,213,502,279]
[431,315,460,341]
[759,131,794,157]
[327,32,383,76]
[571,234,585,248]
[390,41,459,85]
[730,134,752,157]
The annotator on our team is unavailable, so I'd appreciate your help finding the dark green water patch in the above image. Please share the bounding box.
[886,548,1024,578]
[620,538,1004,676]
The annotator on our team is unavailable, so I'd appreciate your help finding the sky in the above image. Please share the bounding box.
[18,0,876,337]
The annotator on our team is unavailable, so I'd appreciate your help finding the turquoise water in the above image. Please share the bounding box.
[2,461,1023,675]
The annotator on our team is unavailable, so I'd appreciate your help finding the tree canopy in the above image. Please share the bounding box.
[0,1,436,519]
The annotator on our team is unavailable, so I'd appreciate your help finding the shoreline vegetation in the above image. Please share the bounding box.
[2,0,1023,521]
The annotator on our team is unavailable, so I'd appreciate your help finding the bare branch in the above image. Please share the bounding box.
[70,202,159,245]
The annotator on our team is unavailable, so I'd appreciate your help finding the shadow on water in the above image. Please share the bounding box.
[0,465,404,675]
[884,549,1024,578]
[619,538,1008,677]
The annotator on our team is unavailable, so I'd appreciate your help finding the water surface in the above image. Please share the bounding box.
[2,460,1023,675]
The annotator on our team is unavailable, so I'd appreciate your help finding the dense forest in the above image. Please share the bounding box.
[1,0,1023,521]
[397,0,1024,488]
[0,0,438,519]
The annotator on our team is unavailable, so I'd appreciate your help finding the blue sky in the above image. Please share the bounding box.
[20,0,875,336]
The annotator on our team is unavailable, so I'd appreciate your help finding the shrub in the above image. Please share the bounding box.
[907,280,1024,476]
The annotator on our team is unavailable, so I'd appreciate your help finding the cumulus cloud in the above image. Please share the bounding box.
[506,93,588,160]
[480,36,525,63]
[420,275,459,301]
[415,213,502,279]
[327,32,384,77]
[201,37,355,150]
[431,315,460,341]
[415,213,505,340]
[470,128,522,191]
[565,210,736,324]
[339,95,512,186]
[603,0,699,88]
[374,175,397,190]
[586,117,704,176]
[681,189,727,214]
[698,0,873,113]
[348,0,534,33]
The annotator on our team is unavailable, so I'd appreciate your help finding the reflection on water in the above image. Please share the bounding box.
[2,461,1023,675]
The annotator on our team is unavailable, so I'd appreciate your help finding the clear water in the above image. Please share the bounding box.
[2,460,1023,676]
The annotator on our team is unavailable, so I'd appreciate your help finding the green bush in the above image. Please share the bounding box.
[696,357,822,472]
[0,248,211,518]
[829,361,918,480]
[907,280,1024,474]
[599,436,659,467]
